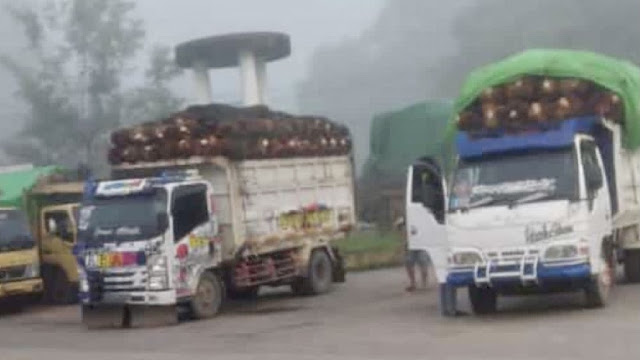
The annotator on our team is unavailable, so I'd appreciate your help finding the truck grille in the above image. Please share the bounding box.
[486,248,538,262]
[87,269,147,300]
[0,265,27,282]
[103,270,146,291]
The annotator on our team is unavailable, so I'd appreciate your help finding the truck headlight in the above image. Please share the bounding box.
[149,256,167,275]
[148,256,168,291]
[24,263,39,278]
[544,244,578,260]
[449,251,483,267]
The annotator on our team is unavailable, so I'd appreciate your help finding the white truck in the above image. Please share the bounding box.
[406,51,640,316]
[76,155,355,327]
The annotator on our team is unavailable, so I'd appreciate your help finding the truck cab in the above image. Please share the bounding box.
[0,208,42,303]
[77,173,223,325]
[408,117,615,315]
[27,181,84,304]
[39,203,80,303]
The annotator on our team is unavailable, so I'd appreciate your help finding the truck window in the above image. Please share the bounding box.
[0,210,34,250]
[580,141,603,195]
[44,211,74,243]
[171,184,209,242]
[411,165,444,223]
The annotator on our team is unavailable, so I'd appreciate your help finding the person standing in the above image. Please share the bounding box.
[395,217,429,292]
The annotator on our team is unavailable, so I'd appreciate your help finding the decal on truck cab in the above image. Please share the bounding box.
[525,222,574,244]
[473,179,557,196]
[174,227,219,297]
[95,179,148,197]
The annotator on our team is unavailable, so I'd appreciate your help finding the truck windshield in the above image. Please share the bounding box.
[449,148,577,211]
[78,189,168,243]
[0,210,35,251]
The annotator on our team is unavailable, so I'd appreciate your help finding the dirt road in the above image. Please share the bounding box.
[0,268,639,359]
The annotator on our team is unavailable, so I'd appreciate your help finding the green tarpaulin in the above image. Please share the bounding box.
[362,100,453,185]
[451,49,640,149]
[0,166,60,209]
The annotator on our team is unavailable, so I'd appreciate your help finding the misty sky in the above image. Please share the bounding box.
[136,0,385,110]
[0,0,384,141]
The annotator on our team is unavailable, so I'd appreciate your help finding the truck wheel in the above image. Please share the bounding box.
[48,268,77,305]
[296,250,333,295]
[468,285,497,315]
[585,257,612,308]
[190,272,223,319]
[623,250,640,283]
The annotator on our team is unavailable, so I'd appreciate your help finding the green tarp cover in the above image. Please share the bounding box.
[0,166,59,209]
[362,101,453,184]
[452,49,640,149]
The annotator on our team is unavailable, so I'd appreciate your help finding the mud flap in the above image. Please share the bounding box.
[331,246,346,283]
[82,305,126,329]
[129,305,178,328]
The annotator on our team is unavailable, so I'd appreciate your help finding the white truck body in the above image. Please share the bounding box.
[407,117,639,315]
[110,156,356,260]
[78,155,355,327]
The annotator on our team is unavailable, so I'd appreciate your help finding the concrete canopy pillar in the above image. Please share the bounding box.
[175,32,290,107]
[192,60,212,104]
[239,49,265,106]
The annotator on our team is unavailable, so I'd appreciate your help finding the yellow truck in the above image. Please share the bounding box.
[0,165,83,306]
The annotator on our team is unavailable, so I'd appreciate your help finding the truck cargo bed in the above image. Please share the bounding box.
[111,155,356,260]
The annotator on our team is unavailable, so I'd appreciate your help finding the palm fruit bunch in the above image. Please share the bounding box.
[456,76,623,136]
[108,103,352,165]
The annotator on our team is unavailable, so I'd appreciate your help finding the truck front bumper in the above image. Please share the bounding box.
[0,278,43,301]
[80,289,176,306]
[447,261,591,289]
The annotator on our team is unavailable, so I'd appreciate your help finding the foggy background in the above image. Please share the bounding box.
[2,0,640,171]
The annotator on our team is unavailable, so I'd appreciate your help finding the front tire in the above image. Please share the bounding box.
[190,272,223,319]
[585,257,612,308]
[468,285,497,315]
[46,268,77,305]
[294,250,333,296]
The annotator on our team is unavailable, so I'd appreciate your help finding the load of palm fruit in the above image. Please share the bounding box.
[108,103,352,165]
[456,76,624,136]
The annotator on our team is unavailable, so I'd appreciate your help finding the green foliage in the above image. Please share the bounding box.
[1,0,182,168]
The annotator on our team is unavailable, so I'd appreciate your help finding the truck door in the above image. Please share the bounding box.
[579,139,613,262]
[41,206,79,285]
[405,159,448,284]
[171,184,218,296]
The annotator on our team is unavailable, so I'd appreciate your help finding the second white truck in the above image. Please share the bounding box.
[407,50,640,316]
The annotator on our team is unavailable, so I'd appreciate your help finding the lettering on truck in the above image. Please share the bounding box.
[525,222,574,244]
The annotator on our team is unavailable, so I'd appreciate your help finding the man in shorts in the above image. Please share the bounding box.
[405,248,430,292]
[395,217,430,292]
